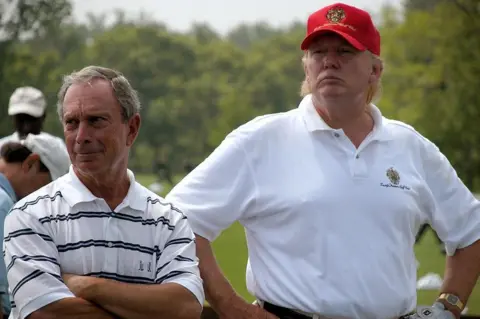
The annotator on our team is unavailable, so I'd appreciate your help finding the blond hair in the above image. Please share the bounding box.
[300,51,384,104]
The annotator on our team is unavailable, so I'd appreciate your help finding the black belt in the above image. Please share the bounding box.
[263,302,313,319]
[263,302,414,319]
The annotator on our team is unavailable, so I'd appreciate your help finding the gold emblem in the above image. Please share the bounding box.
[326,7,346,23]
[386,167,400,185]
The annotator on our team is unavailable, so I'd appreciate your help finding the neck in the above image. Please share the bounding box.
[15,176,50,200]
[74,166,130,210]
[313,95,374,148]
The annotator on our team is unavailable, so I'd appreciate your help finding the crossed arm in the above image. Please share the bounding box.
[26,272,201,319]
[26,298,115,319]
[5,209,203,319]
[58,275,201,319]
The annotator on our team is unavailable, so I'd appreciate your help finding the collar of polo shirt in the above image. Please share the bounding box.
[60,165,148,212]
[299,94,392,141]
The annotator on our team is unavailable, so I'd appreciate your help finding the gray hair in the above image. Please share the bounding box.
[300,51,384,104]
[57,65,141,121]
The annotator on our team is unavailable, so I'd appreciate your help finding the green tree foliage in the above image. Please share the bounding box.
[0,0,72,135]
[2,1,479,190]
[380,0,480,189]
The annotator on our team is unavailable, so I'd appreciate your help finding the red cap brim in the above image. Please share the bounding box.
[300,27,366,51]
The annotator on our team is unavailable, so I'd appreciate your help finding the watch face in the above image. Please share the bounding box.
[446,295,459,304]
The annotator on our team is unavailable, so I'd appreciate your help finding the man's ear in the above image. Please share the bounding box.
[21,153,41,173]
[369,61,383,83]
[126,113,141,147]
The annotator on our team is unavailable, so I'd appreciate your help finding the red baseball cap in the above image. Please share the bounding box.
[300,3,381,55]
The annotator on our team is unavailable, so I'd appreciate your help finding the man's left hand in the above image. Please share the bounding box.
[62,273,99,300]
[408,304,456,319]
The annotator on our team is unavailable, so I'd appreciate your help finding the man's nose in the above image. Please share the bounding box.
[322,51,340,69]
[75,121,91,144]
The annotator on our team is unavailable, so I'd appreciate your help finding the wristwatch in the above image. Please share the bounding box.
[436,293,464,311]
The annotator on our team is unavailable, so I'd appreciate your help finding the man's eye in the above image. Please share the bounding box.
[339,48,354,54]
[90,117,104,123]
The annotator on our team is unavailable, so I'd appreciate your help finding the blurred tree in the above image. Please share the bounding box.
[0,0,71,39]
[2,1,479,187]
[189,22,220,45]
[0,0,72,136]
[403,0,446,12]
[381,0,480,189]
[227,22,279,50]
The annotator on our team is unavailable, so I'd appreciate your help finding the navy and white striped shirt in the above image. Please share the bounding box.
[3,167,204,319]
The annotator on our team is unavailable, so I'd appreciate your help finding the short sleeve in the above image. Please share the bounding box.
[0,194,14,308]
[154,208,204,305]
[4,209,74,319]
[166,132,257,241]
[422,140,480,256]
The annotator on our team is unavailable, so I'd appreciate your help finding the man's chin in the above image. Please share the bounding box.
[316,86,346,97]
[74,162,104,175]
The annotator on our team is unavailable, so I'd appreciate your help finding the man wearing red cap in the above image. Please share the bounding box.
[166,3,480,319]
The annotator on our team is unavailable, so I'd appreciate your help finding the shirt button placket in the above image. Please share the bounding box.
[104,211,116,271]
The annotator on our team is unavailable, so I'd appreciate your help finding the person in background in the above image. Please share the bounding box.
[0,133,70,318]
[166,2,480,319]
[0,86,66,150]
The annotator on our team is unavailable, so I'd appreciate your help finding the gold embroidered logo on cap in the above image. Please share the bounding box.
[326,7,346,23]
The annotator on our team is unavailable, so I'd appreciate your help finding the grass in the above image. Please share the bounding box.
[137,174,480,314]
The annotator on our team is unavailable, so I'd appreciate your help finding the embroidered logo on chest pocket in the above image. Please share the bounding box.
[380,167,411,190]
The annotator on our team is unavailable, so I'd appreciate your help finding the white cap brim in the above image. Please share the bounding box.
[8,103,45,117]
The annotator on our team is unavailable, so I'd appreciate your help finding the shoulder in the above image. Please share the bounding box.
[383,118,438,151]
[382,118,448,175]
[135,182,186,224]
[223,109,300,150]
[9,178,65,218]
[0,133,16,146]
[234,109,299,137]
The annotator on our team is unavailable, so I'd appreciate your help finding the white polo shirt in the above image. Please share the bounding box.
[166,94,480,319]
[4,167,204,319]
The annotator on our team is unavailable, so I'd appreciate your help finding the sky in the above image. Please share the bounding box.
[71,0,403,34]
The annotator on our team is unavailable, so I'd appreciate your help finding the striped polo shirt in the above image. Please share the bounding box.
[3,167,204,319]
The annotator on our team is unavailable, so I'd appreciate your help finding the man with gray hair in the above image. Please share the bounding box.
[3,65,204,319]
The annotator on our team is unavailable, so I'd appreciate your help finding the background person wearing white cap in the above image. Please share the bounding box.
[166,2,480,319]
[0,133,71,318]
[0,86,66,151]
